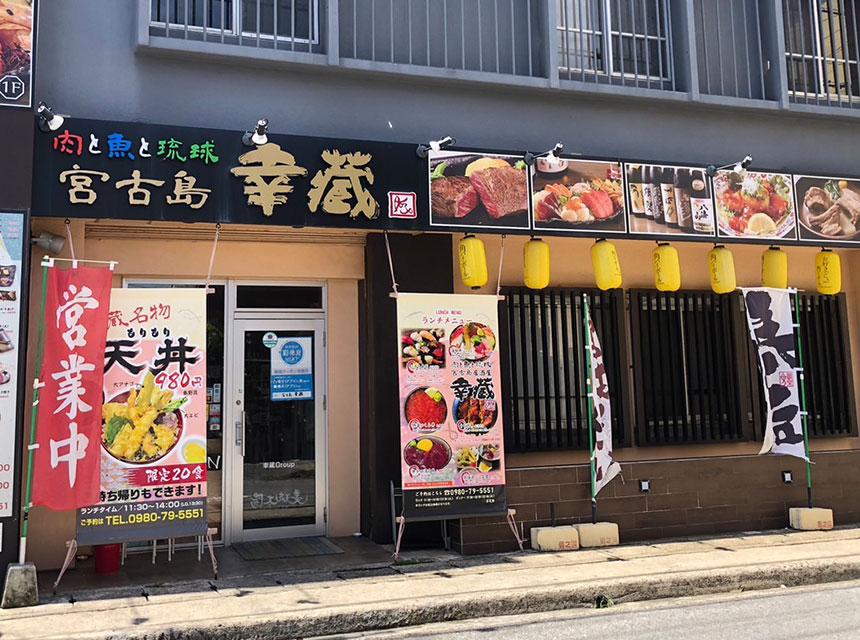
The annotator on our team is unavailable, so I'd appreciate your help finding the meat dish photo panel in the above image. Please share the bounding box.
[428,150,532,231]
[794,174,860,243]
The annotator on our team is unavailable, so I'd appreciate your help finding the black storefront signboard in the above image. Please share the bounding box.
[31,117,860,247]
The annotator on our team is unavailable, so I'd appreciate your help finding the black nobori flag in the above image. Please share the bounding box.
[740,288,807,460]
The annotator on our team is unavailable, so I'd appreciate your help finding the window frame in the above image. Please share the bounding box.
[556,0,673,83]
[150,0,321,46]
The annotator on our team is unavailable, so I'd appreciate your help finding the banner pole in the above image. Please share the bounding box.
[793,291,813,509]
[18,263,50,564]
[583,294,597,524]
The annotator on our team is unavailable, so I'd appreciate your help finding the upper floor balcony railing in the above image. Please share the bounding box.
[142,0,860,117]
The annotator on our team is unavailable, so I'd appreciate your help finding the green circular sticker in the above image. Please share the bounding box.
[262,332,278,348]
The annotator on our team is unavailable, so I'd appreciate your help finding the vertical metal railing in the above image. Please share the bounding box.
[783,0,860,108]
[149,0,319,52]
[337,0,543,77]
[556,0,674,89]
[693,0,767,100]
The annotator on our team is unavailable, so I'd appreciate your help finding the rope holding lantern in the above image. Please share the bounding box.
[653,242,680,292]
[761,246,788,289]
[708,244,736,294]
[458,234,488,290]
[591,238,622,291]
[523,237,550,290]
[816,248,841,295]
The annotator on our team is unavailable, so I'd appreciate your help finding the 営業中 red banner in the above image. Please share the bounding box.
[33,265,112,511]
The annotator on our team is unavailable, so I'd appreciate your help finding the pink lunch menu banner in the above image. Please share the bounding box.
[397,293,506,518]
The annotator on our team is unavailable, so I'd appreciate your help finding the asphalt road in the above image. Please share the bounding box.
[328,581,860,640]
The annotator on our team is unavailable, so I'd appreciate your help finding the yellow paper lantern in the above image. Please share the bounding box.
[761,246,788,289]
[591,239,622,291]
[816,249,841,295]
[523,237,550,290]
[653,242,681,292]
[458,234,488,290]
[708,245,736,294]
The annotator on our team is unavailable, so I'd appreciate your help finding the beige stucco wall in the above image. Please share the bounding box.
[451,234,860,467]
[24,219,364,568]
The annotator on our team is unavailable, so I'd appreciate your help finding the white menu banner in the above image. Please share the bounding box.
[0,213,24,517]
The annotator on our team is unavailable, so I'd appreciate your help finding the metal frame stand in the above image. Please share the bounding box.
[393,509,524,561]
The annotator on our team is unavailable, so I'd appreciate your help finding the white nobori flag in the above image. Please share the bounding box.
[586,312,622,494]
[740,287,808,461]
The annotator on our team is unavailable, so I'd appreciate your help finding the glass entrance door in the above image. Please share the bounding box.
[231,319,325,540]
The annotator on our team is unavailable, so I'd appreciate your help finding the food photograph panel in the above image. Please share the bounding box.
[533,157,627,233]
[428,150,531,230]
[714,169,797,240]
[625,163,715,237]
[794,175,860,243]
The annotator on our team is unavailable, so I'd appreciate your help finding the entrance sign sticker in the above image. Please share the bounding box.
[0,213,24,517]
[262,331,278,348]
[271,336,313,401]
[396,293,507,519]
[77,288,208,545]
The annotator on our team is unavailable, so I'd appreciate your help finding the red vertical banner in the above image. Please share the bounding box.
[33,265,112,511]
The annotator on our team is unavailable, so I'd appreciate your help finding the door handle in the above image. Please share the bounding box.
[235,412,246,457]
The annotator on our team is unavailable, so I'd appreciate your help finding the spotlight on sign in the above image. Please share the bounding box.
[591,239,622,291]
[30,231,65,255]
[458,234,488,290]
[416,136,456,158]
[242,118,269,147]
[706,154,753,178]
[36,101,65,133]
[524,142,564,166]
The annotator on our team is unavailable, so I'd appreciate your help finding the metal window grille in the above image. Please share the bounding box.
[784,0,860,107]
[773,293,857,438]
[150,0,319,47]
[630,290,758,446]
[557,0,673,85]
[500,287,630,453]
[693,0,767,100]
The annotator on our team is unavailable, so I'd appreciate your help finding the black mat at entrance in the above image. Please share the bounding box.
[233,537,344,561]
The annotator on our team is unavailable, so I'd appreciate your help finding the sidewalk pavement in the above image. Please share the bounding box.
[3,527,860,639]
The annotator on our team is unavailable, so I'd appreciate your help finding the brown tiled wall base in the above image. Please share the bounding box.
[450,451,860,555]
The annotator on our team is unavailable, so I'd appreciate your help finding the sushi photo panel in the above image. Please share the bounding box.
[714,169,797,240]
[533,157,627,234]
[794,174,860,243]
[625,163,715,237]
[428,150,531,230]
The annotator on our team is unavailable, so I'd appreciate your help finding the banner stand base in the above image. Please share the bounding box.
[52,539,78,594]
[53,530,219,593]
[393,509,524,561]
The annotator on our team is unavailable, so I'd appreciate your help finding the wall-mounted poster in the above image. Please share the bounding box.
[793,174,860,243]
[0,0,35,108]
[397,293,506,519]
[428,150,531,230]
[533,158,626,234]
[77,288,208,545]
[0,213,24,517]
[714,169,797,240]
[626,163,715,237]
